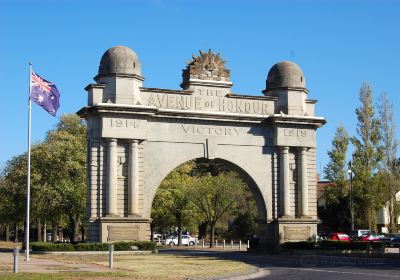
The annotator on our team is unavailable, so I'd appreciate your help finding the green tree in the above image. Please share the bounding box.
[0,114,86,242]
[0,155,27,242]
[351,83,382,229]
[151,161,200,245]
[377,93,399,232]
[324,125,350,185]
[320,125,351,231]
[40,114,87,242]
[190,172,247,247]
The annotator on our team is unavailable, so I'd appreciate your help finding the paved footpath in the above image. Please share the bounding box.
[0,252,110,273]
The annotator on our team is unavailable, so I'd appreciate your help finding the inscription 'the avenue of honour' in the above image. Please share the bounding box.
[146,89,272,115]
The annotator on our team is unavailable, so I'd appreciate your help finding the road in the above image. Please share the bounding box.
[159,249,400,279]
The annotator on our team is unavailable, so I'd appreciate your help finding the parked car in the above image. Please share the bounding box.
[153,233,162,239]
[316,232,327,241]
[359,234,380,242]
[388,237,400,247]
[350,229,371,240]
[377,234,393,246]
[165,234,196,246]
[328,233,350,241]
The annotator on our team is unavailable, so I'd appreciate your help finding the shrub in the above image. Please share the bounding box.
[317,240,382,251]
[318,240,350,250]
[30,242,74,252]
[281,241,316,250]
[113,242,132,251]
[130,241,157,251]
[74,242,108,251]
[30,241,156,252]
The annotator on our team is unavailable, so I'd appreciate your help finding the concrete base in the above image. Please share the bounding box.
[276,218,318,243]
[256,218,318,249]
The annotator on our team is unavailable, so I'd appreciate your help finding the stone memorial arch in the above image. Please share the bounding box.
[78,46,326,246]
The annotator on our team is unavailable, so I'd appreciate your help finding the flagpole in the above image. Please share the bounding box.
[25,62,32,261]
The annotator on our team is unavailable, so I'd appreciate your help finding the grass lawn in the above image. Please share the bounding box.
[0,241,22,250]
[0,272,132,280]
[28,253,255,279]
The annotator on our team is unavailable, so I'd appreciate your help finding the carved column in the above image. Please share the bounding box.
[106,139,118,216]
[128,140,139,215]
[89,139,98,219]
[280,146,290,217]
[299,147,309,217]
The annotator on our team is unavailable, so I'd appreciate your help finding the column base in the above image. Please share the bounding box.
[300,215,313,220]
[280,215,295,220]
[105,214,121,218]
[128,214,142,218]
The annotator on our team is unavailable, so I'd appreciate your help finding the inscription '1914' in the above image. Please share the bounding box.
[284,128,307,137]
[109,119,138,128]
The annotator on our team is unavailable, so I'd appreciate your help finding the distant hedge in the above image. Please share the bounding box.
[31,242,75,252]
[30,241,156,252]
[281,241,316,250]
[281,240,385,251]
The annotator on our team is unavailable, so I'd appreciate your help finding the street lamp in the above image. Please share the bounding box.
[347,161,354,232]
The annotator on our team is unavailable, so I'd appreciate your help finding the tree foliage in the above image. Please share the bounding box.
[0,114,86,242]
[151,160,258,245]
[190,172,248,247]
[351,83,383,229]
[377,93,400,232]
[151,161,201,245]
[320,125,350,231]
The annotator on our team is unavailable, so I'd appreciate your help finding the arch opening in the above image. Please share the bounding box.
[150,157,267,246]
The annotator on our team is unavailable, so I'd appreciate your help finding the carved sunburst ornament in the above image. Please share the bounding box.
[182,49,230,84]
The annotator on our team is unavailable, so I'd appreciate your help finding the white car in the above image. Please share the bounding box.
[165,234,196,246]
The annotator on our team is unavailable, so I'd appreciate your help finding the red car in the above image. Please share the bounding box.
[359,234,380,242]
[329,233,350,241]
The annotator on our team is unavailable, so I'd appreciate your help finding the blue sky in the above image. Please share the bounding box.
[1,0,399,178]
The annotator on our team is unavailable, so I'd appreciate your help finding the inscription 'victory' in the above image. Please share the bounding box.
[181,124,240,136]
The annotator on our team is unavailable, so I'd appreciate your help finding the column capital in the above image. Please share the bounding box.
[299,147,309,153]
[107,138,118,145]
[129,139,139,144]
[280,146,289,153]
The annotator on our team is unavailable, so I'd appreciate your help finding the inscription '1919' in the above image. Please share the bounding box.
[284,128,307,137]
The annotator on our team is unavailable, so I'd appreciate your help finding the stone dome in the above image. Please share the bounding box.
[266,61,305,90]
[98,45,141,76]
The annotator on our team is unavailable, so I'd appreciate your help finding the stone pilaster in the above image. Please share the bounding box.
[128,140,139,216]
[280,146,291,217]
[299,148,309,217]
[89,139,99,219]
[106,139,118,216]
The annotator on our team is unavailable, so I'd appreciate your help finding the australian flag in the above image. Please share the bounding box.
[30,71,60,116]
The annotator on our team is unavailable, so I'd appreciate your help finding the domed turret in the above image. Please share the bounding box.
[266,61,305,91]
[98,45,142,76]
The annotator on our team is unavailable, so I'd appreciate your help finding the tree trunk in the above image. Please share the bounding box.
[52,224,58,243]
[81,225,86,242]
[5,224,10,242]
[150,223,154,242]
[81,225,85,242]
[14,223,18,243]
[43,221,47,243]
[177,222,182,246]
[210,223,215,248]
[72,215,80,243]
[389,190,396,233]
[37,220,42,242]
